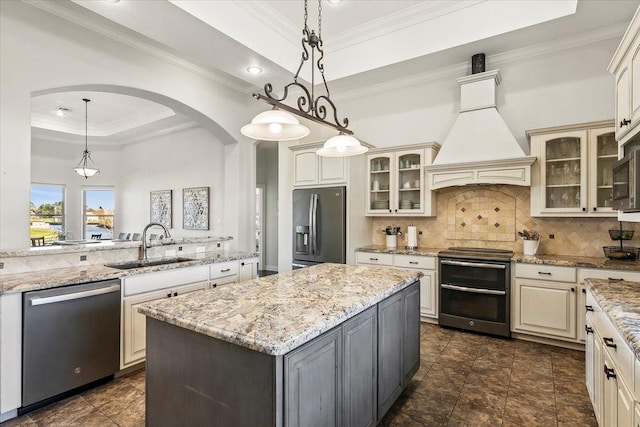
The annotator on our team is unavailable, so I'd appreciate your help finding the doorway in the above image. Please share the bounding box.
[255,142,279,276]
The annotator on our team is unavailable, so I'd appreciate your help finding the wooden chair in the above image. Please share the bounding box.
[117,232,131,240]
[91,233,102,240]
[131,233,142,241]
[31,237,45,247]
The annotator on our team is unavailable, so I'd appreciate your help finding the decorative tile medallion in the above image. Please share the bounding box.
[448,189,516,241]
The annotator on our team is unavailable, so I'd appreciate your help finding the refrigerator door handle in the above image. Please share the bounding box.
[312,193,318,256]
[308,194,315,255]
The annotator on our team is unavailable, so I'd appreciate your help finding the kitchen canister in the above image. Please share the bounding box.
[386,234,397,249]
[523,239,540,256]
[406,225,418,250]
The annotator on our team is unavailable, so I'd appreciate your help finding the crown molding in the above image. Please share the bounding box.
[332,22,627,102]
[24,0,253,94]
[119,121,199,145]
[235,1,300,48]
[326,1,483,53]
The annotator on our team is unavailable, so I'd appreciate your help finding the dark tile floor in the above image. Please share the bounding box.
[1,323,595,426]
[257,269,278,278]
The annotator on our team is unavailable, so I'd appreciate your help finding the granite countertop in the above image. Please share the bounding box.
[585,278,640,361]
[0,251,257,295]
[356,245,442,257]
[0,236,234,258]
[356,246,640,271]
[138,263,423,356]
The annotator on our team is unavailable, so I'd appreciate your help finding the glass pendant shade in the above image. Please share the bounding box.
[74,150,100,178]
[241,109,310,141]
[316,134,368,157]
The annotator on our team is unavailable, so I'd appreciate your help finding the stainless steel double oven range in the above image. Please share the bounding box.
[438,247,513,338]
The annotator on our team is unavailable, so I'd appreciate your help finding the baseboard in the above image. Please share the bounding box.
[511,332,585,351]
[420,317,438,325]
[0,409,18,423]
[116,361,145,378]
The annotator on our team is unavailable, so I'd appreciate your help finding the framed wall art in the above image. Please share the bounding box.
[183,186,209,230]
[150,189,172,229]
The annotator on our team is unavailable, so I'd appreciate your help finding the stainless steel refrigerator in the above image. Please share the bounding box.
[292,186,346,269]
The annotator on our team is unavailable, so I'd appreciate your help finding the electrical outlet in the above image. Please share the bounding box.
[549,234,555,239]
[0,262,4,270]
[178,246,183,252]
[216,243,221,248]
[80,255,87,261]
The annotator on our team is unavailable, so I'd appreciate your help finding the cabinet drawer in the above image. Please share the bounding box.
[600,313,634,384]
[123,265,209,296]
[394,255,436,270]
[579,268,640,284]
[210,261,238,279]
[515,263,576,283]
[356,252,393,266]
[635,358,640,401]
[585,290,603,333]
[210,275,237,288]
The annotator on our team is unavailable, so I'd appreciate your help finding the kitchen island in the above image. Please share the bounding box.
[138,263,422,427]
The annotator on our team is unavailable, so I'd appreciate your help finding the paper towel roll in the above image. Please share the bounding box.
[406,226,417,249]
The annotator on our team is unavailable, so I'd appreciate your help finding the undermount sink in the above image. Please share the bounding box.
[105,257,195,270]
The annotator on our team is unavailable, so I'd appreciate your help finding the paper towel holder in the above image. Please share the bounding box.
[405,224,418,250]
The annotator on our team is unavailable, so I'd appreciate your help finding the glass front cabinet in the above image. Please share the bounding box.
[366,144,439,216]
[529,121,616,217]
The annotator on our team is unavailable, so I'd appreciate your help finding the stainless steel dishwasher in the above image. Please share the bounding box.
[22,279,121,409]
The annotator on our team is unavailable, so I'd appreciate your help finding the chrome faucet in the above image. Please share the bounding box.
[141,222,171,261]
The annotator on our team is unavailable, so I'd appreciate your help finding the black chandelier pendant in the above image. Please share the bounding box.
[252,0,353,136]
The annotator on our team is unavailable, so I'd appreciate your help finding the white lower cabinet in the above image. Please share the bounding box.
[239,258,258,282]
[586,287,638,427]
[356,252,437,320]
[513,278,577,339]
[122,280,209,367]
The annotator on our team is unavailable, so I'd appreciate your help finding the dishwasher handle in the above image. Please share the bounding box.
[30,284,121,306]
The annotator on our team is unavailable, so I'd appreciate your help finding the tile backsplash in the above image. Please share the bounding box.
[372,185,640,258]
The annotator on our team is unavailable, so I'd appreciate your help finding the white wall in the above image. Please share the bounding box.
[118,127,226,239]
[342,38,619,151]
[31,139,121,241]
[256,142,279,271]
[0,1,261,250]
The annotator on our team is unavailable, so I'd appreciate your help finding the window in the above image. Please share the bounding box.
[30,184,65,243]
[83,188,115,240]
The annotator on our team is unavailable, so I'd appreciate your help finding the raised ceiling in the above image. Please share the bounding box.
[29,0,640,142]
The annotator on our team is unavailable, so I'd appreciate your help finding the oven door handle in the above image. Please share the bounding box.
[441,260,506,269]
[441,283,506,296]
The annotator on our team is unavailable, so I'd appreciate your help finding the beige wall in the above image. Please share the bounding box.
[372,185,640,257]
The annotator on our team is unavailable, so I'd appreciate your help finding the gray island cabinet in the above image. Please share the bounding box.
[138,263,422,427]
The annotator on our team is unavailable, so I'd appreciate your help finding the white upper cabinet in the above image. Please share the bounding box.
[365,143,439,217]
[529,121,616,217]
[608,6,640,145]
[293,147,347,187]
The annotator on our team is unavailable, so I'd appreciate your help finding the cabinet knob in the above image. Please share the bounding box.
[585,325,594,334]
[620,118,631,127]
[582,207,586,212]
[592,207,596,212]
[173,292,178,297]
[582,289,586,294]
[571,287,575,292]
[212,284,217,288]
[167,293,172,298]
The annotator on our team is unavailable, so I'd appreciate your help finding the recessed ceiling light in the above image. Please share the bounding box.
[106,0,121,3]
[54,107,71,117]
[327,0,342,3]
[247,65,263,74]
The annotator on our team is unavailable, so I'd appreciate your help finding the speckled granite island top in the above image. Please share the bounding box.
[138,263,423,356]
[0,251,256,295]
[585,278,640,360]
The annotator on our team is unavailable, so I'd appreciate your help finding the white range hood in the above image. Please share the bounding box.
[425,70,536,189]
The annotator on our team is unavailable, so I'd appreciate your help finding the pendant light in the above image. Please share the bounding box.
[241,0,367,157]
[73,98,100,178]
